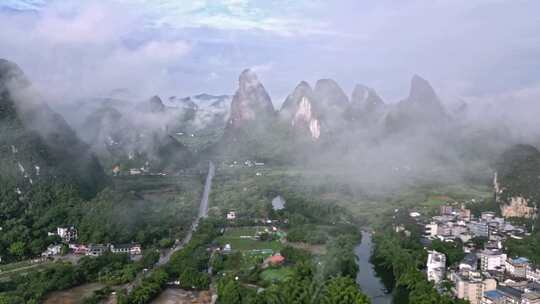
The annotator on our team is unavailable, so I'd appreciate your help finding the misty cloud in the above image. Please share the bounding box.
[0,2,192,101]
[1,1,540,186]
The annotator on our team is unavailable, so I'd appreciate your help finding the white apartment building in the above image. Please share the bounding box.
[427,250,446,284]
[479,250,507,272]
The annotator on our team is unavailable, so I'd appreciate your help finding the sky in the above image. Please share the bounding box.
[1,0,539,106]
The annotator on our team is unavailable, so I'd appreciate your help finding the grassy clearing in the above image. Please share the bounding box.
[0,261,54,281]
[260,267,294,284]
[0,259,36,272]
[217,227,283,252]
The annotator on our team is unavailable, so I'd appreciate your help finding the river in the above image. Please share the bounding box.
[355,231,393,304]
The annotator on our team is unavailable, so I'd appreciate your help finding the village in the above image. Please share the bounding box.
[210,194,290,277]
[41,226,142,259]
[401,203,540,304]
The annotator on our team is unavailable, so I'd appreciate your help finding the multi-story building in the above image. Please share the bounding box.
[86,244,108,257]
[57,226,78,243]
[459,232,473,243]
[441,205,454,216]
[438,224,453,237]
[427,250,446,284]
[459,253,479,272]
[110,243,142,256]
[527,267,540,283]
[469,222,490,238]
[506,257,530,278]
[459,208,472,221]
[41,244,62,257]
[452,225,468,237]
[453,271,496,304]
[425,222,438,237]
[481,212,496,222]
[478,250,506,272]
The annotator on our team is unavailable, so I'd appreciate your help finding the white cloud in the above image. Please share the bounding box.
[129,0,328,36]
[1,0,540,104]
[0,1,192,101]
[0,0,45,11]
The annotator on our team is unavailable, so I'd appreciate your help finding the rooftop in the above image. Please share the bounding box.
[510,257,530,265]
[113,243,140,249]
[484,290,504,300]
[523,292,540,300]
[268,254,285,264]
[461,253,477,267]
[497,285,523,299]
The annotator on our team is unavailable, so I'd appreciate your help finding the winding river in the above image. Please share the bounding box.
[355,231,393,304]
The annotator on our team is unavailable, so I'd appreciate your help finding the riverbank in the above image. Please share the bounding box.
[354,230,392,304]
[355,231,392,304]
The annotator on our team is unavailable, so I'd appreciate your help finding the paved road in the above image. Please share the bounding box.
[158,161,214,265]
[128,161,215,292]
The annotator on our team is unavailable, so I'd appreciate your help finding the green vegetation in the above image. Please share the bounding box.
[430,240,465,267]
[216,263,370,304]
[259,267,294,283]
[0,252,152,303]
[210,166,492,230]
[0,180,83,262]
[77,175,201,246]
[0,172,201,302]
[128,219,220,303]
[208,171,366,303]
[371,211,468,304]
[504,216,540,264]
[0,62,108,200]
[0,174,201,263]
[496,144,540,205]
[81,286,114,304]
[171,129,224,153]
[129,267,169,304]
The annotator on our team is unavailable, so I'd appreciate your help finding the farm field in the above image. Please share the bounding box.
[216,226,283,252]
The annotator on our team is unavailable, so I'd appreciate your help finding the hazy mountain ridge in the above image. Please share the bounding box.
[384,75,449,134]
[279,81,321,139]
[0,58,107,198]
[347,84,385,125]
[55,86,232,172]
[210,69,540,199]
[3,58,538,198]
[226,69,275,136]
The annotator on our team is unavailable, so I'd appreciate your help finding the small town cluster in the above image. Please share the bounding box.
[42,226,142,258]
[403,204,540,304]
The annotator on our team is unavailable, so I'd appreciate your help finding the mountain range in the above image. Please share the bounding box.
[2,58,539,215]
[0,59,106,198]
